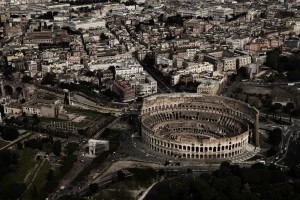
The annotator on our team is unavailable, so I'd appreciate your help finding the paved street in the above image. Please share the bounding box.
[278,130,300,168]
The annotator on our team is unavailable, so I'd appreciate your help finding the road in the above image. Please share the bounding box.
[61,172,134,198]
[141,62,174,93]
[92,117,121,139]
[277,130,300,168]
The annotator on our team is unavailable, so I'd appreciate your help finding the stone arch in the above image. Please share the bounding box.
[16,87,23,97]
[4,85,13,96]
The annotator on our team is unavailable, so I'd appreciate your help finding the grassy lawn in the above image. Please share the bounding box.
[21,160,51,200]
[65,106,107,121]
[259,132,271,149]
[0,144,76,200]
[0,139,9,148]
[0,148,38,189]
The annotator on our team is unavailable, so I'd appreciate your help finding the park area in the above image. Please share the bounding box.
[0,137,79,200]
[0,148,52,200]
[92,167,158,200]
[0,139,9,148]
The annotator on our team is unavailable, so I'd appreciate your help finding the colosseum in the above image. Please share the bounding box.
[140,93,259,160]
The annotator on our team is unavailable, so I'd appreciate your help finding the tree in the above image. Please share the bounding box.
[0,149,19,179]
[269,128,282,146]
[291,109,300,117]
[49,134,53,143]
[164,159,169,166]
[0,127,19,141]
[267,145,280,157]
[100,33,108,41]
[287,70,300,82]
[22,75,33,83]
[84,70,94,77]
[16,142,23,150]
[47,169,54,181]
[265,48,281,71]
[52,140,62,156]
[20,98,26,104]
[117,170,125,180]
[158,13,164,23]
[22,117,29,124]
[237,67,249,79]
[89,183,99,193]
[263,94,273,109]
[41,73,56,86]
[220,161,231,169]
[158,169,165,177]
[31,185,37,198]
[1,183,26,200]
[148,19,155,25]
[273,103,283,111]
[245,94,249,103]
[65,142,79,155]
[187,168,193,175]
[77,128,87,136]
[0,105,5,116]
[284,102,294,113]
[108,66,116,80]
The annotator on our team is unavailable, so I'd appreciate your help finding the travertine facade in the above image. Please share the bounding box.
[141,93,259,160]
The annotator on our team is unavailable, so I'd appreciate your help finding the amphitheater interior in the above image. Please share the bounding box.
[140,93,259,160]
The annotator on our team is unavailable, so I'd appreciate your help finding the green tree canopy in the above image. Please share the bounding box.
[0,126,19,141]
[52,140,62,156]
[21,75,33,83]
[269,128,282,145]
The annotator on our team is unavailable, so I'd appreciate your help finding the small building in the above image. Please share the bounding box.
[4,102,22,116]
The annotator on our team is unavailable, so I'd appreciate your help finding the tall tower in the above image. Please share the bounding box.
[63,89,70,105]
[0,80,4,97]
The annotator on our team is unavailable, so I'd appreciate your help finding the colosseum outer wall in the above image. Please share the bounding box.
[140,93,259,159]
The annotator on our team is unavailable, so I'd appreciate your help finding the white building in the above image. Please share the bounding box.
[156,56,173,66]
[172,62,214,85]
[126,74,157,96]
[4,103,22,116]
[115,65,144,77]
[222,57,237,71]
